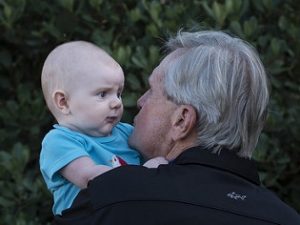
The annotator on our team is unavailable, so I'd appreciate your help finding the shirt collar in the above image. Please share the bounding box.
[173,146,260,185]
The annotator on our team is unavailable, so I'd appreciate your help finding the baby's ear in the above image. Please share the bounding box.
[53,90,70,114]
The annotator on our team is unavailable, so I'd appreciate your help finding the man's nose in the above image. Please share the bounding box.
[137,92,147,109]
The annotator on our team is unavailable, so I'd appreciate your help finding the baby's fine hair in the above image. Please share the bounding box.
[41,41,108,118]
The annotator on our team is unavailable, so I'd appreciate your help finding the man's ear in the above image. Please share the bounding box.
[170,105,197,141]
[53,90,70,114]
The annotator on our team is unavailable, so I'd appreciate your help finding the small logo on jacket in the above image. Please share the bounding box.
[227,192,247,200]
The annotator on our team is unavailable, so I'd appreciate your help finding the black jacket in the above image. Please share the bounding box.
[54,146,300,225]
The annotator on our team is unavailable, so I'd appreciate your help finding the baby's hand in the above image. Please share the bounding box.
[143,156,168,168]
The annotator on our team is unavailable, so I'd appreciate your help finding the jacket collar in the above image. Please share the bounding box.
[173,146,260,185]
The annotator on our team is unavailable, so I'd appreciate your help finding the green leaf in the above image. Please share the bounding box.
[243,17,257,37]
[115,46,132,65]
[278,16,288,31]
[0,196,14,207]
[202,1,214,19]
[229,21,244,38]
[225,0,234,14]
[3,4,12,20]
[212,2,227,27]
[262,0,273,10]
[122,92,139,107]
[270,38,280,55]
[57,0,74,12]
[89,0,104,8]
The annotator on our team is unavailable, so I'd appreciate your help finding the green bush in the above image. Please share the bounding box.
[0,0,299,223]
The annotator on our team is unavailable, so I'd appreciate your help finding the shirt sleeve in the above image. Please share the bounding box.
[115,122,134,138]
[40,129,89,182]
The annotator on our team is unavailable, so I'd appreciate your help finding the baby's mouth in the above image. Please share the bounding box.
[106,116,118,123]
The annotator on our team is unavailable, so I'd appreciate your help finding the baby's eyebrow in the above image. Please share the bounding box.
[93,87,110,93]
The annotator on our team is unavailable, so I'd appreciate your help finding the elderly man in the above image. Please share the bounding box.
[54,30,300,225]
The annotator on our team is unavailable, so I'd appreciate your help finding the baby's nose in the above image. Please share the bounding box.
[110,97,122,109]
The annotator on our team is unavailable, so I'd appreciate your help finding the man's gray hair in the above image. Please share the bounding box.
[164,30,269,158]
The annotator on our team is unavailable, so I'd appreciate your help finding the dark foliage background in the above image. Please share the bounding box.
[0,0,299,224]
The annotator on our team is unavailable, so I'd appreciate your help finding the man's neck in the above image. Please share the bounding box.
[166,129,198,161]
[166,142,197,161]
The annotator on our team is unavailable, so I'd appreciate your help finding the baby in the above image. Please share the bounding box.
[39,41,167,215]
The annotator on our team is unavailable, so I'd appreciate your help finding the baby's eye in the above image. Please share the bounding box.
[98,92,106,98]
[117,92,122,99]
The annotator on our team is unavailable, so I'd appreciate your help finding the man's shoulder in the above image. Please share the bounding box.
[86,164,300,225]
[74,165,172,207]
[254,187,300,224]
[57,161,300,225]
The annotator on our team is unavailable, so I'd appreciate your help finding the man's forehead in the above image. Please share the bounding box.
[165,49,185,62]
[149,50,182,84]
[149,66,163,85]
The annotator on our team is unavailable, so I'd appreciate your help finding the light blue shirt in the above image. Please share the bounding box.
[40,122,141,215]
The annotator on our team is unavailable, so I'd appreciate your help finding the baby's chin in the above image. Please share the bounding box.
[96,124,118,137]
[80,127,112,137]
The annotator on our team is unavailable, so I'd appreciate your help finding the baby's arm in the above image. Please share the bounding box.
[60,156,111,189]
[143,156,169,168]
[61,156,168,188]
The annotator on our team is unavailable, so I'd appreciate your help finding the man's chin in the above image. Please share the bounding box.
[128,134,136,149]
[128,134,144,153]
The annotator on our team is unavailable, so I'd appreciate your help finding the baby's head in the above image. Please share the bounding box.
[41,41,124,136]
